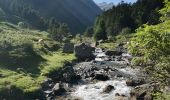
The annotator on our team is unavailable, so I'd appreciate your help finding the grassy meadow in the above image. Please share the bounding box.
[0,22,76,99]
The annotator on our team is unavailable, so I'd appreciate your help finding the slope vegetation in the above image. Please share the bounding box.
[0,22,76,99]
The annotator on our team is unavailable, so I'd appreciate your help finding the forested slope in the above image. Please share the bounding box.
[93,0,164,40]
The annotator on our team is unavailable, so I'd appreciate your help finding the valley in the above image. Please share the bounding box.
[0,0,170,100]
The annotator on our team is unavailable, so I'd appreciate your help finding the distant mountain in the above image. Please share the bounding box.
[0,0,102,33]
[97,2,114,11]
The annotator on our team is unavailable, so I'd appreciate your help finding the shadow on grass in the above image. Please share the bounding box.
[0,85,45,100]
[0,45,46,77]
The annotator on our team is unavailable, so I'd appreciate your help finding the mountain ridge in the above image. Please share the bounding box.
[0,0,102,33]
[97,2,114,11]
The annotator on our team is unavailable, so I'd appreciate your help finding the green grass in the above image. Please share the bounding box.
[0,69,40,93]
[0,22,76,99]
[0,52,76,93]
[97,34,135,50]
[41,52,76,76]
[98,42,117,50]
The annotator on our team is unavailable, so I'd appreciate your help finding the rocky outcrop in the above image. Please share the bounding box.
[43,82,72,99]
[73,61,138,83]
[74,43,95,61]
[48,65,80,83]
[41,65,81,99]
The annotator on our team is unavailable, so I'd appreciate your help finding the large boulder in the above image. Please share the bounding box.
[74,43,95,61]
[48,66,79,83]
[93,72,109,81]
[63,43,74,53]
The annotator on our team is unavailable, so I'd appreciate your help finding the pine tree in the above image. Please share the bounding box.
[93,20,107,41]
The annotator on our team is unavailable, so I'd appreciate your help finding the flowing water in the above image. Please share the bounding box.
[70,61,140,100]
[71,80,131,100]
[53,48,144,100]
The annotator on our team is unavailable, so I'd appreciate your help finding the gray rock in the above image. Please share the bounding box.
[74,43,95,61]
[52,83,66,95]
[63,43,74,53]
[52,83,60,91]
[41,78,53,90]
[62,83,70,92]
[102,85,115,93]
[126,79,145,87]
[49,66,79,83]
[93,72,109,81]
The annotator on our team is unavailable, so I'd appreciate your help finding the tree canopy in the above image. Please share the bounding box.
[93,0,164,40]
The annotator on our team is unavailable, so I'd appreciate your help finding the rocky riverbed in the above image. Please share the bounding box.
[70,61,145,100]
[41,43,152,100]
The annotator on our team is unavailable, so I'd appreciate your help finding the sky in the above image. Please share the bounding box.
[93,0,137,4]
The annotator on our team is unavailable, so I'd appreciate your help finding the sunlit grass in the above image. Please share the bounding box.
[0,51,76,94]
[98,42,117,50]
[41,52,76,76]
[0,69,39,92]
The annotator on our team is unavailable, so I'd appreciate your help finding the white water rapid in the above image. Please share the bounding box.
[71,80,131,100]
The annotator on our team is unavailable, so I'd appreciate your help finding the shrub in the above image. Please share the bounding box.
[129,21,170,85]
